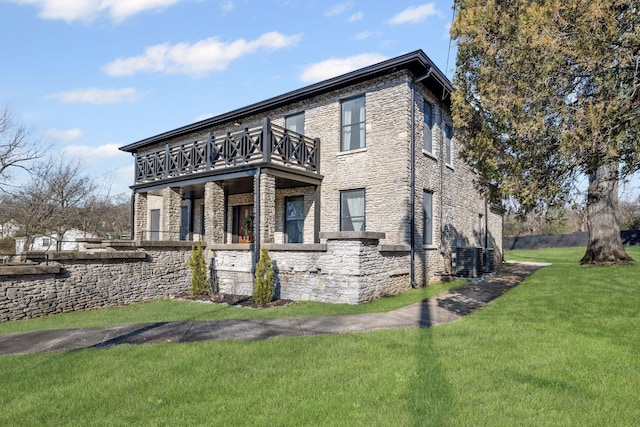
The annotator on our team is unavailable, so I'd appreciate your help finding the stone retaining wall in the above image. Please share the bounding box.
[210,233,411,304]
[0,246,192,322]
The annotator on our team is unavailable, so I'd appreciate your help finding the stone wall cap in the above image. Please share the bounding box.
[263,243,327,252]
[0,265,62,276]
[320,231,385,240]
[209,243,254,251]
[138,240,203,249]
[47,251,147,261]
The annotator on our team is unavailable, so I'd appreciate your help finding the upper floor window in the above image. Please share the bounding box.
[444,125,453,165]
[341,95,366,151]
[340,189,365,231]
[423,191,433,245]
[423,101,433,153]
[285,112,305,135]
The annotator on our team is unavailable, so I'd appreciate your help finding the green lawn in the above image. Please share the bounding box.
[1,246,639,426]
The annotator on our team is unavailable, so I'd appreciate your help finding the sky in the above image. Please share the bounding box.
[2,0,638,201]
[0,0,458,197]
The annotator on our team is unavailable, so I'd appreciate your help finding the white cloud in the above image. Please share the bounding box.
[60,143,125,159]
[347,12,363,22]
[219,0,234,13]
[355,31,376,40]
[388,3,440,25]
[300,53,388,83]
[46,87,141,105]
[102,31,303,77]
[10,0,182,23]
[324,1,352,17]
[44,128,83,141]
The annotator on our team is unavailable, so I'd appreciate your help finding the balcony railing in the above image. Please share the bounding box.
[134,118,319,184]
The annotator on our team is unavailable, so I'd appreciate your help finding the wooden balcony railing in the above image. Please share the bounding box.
[134,118,319,184]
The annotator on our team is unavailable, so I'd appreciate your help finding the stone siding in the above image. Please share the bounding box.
[210,236,411,304]
[0,248,192,322]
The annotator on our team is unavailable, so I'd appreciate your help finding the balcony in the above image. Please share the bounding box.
[134,118,320,185]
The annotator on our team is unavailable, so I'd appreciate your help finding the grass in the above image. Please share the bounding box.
[0,279,464,334]
[1,246,639,425]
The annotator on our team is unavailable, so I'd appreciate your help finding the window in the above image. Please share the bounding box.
[444,125,452,165]
[42,237,51,247]
[285,112,305,135]
[341,95,366,151]
[423,191,433,245]
[150,209,160,241]
[285,196,305,243]
[340,189,365,231]
[423,101,433,153]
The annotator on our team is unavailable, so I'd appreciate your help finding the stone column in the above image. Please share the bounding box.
[259,172,276,244]
[204,181,225,244]
[162,187,181,241]
[134,192,147,241]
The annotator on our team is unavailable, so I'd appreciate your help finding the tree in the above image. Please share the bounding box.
[189,240,210,297]
[0,108,44,188]
[451,0,639,264]
[253,248,275,304]
[7,158,94,252]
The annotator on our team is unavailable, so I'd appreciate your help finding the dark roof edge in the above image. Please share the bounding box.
[120,49,452,152]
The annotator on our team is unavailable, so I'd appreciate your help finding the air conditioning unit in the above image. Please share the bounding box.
[484,248,495,273]
[453,247,484,278]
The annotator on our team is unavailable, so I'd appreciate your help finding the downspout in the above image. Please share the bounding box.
[410,69,432,288]
[130,191,135,241]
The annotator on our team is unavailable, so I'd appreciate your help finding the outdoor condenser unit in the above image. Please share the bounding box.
[453,247,484,278]
[484,248,495,273]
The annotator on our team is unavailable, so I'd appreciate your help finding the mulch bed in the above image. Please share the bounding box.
[178,293,294,309]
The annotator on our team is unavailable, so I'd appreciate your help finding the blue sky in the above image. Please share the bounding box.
[0,0,457,196]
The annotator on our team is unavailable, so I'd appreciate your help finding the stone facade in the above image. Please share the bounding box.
[122,50,504,303]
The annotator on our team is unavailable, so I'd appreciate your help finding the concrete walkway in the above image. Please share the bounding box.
[0,262,547,356]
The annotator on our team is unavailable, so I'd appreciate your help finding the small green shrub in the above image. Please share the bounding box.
[0,237,16,255]
[188,240,210,297]
[253,247,275,304]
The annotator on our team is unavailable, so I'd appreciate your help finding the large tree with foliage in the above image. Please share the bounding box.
[451,0,639,264]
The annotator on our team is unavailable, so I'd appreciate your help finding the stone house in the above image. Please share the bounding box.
[120,50,503,304]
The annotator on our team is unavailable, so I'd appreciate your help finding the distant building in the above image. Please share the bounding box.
[0,220,20,239]
[15,229,98,253]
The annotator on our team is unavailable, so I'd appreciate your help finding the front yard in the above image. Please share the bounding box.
[1,246,639,426]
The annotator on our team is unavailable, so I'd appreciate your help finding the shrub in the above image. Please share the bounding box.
[188,240,210,297]
[253,247,275,304]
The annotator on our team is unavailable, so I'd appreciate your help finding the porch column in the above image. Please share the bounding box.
[133,192,148,241]
[204,181,225,244]
[259,172,276,244]
[162,187,181,241]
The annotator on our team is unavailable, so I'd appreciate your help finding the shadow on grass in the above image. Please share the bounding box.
[408,301,453,426]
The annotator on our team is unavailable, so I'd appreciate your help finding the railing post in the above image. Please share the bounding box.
[314,138,321,173]
[262,117,271,163]
[133,153,139,182]
[205,132,212,171]
[164,144,170,178]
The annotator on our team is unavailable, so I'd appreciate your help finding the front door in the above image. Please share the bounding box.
[235,204,254,243]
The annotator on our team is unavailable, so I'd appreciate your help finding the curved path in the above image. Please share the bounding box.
[0,262,548,355]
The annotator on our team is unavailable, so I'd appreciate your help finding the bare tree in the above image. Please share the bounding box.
[0,108,44,188]
[8,158,95,252]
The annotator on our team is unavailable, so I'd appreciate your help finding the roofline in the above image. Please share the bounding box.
[120,49,453,153]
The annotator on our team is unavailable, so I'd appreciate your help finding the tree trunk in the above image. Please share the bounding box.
[581,162,634,265]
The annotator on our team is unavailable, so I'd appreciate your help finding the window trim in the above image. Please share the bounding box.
[284,195,305,244]
[340,95,366,152]
[285,111,305,135]
[423,190,433,246]
[444,124,453,166]
[339,188,366,232]
[423,100,434,154]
